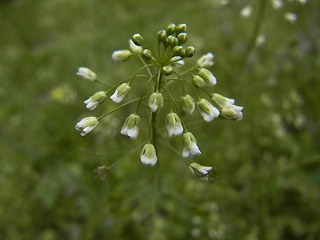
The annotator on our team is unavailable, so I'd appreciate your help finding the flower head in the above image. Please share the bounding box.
[112,50,132,61]
[76,67,97,81]
[181,94,195,115]
[110,83,131,103]
[197,99,220,122]
[182,132,201,158]
[121,114,140,139]
[197,52,214,68]
[166,112,183,137]
[148,92,164,112]
[84,91,106,110]
[140,143,157,166]
[75,117,98,136]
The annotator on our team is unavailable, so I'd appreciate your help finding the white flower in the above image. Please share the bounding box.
[75,117,98,136]
[166,112,183,137]
[120,114,140,139]
[284,12,298,23]
[189,163,214,182]
[140,143,157,166]
[181,95,195,115]
[211,93,235,107]
[198,99,220,122]
[148,92,164,112]
[129,39,143,54]
[110,83,131,103]
[76,67,97,81]
[182,132,201,158]
[197,68,216,86]
[221,104,243,120]
[240,5,252,18]
[112,50,132,61]
[176,60,185,66]
[197,52,214,68]
[84,91,106,110]
[256,34,266,47]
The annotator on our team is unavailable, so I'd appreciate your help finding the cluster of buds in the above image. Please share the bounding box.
[74,23,243,182]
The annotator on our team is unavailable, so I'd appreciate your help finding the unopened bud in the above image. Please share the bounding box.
[132,33,144,46]
[142,49,152,60]
[185,46,195,57]
[176,23,187,34]
[112,50,132,62]
[177,32,188,45]
[166,23,176,35]
[192,75,206,88]
[172,46,184,57]
[181,94,195,115]
[198,68,216,86]
[129,39,143,54]
[158,30,167,43]
[149,92,164,112]
[162,65,173,76]
[168,35,178,47]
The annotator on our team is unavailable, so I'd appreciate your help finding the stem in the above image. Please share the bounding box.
[138,55,153,77]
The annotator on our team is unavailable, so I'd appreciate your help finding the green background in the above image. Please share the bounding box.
[0,0,319,239]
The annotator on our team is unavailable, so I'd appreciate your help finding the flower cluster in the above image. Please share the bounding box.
[74,23,243,182]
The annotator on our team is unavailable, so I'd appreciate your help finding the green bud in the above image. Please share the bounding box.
[185,46,195,57]
[149,92,164,112]
[162,65,173,76]
[170,56,183,62]
[168,35,178,47]
[212,93,235,107]
[132,33,144,46]
[172,46,184,57]
[142,49,152,60]
[163,37,169,48]
[198,68,217,86]
[158,30,167,43]
[192,75,206,88]
[112,50,132,61]
[90,91,106,102]
[176,23,187,34]
[177,32,188,45]
[181,94,195,114]
[166,23,176,35]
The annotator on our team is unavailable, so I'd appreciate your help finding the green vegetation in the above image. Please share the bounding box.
[0,0,319,239]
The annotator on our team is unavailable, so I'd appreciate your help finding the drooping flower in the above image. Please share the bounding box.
[197,99,220,122]
[112,50,132,61]
[221,104,243,120]
[197,68,217,86]
[76,67,97,81]
[120,114,140,139]
[197,52,214,68]
[110,83,131,103]
[181,94,195,115]
[211,93,235,107]
[148,92,164,112]
[140,143,157,166]
[75,117,98,136]
[189,163,214,182]
[182,132,201,158]
[84,91,106,110]
[166,112,183,137]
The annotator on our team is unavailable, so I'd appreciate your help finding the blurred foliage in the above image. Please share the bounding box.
[0,0,320,239]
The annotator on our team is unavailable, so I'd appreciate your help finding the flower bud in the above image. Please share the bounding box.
[185,46,195,57]
[211,93,235,107]
[121,113,140,139]
[192,75,206,88]
[168,35,178,47]
[75,117,98,136]
[110,83,131,103]
[76,67,97,81]
[162,65,173,76]
[112,50,132,61]
[189,163,214,182]
[84,91,107,110]
[221,105,243,120]
[166,23,176,35]
[177,32,188,45]
[170,56,183,62]
[181,94,195,115]
[182,132,201,158]
[198,68,216,86]
[132,33,144,46]
[157,30,167,43]
[166,112,183,137]
[197,99,220,122]
[129,39,143,54]
[140,143,157,166]
[176,23,187,34]
[196,52,214,68]
[148,92,164,112]
[172,46,185,57]
[142,49,152,60]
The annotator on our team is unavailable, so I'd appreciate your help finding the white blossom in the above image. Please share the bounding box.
[120,114,140,139]
[182,132,201,158]
[76,67,97,81]
[140,143,157,166]
[197,52,214,68]
[166,113,183,137]
[198,99,220,122]
[75,117,98,136]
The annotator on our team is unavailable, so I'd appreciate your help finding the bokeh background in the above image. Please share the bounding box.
[1,0,319,239]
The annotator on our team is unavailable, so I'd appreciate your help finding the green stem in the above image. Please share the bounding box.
[138,55,153,77]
